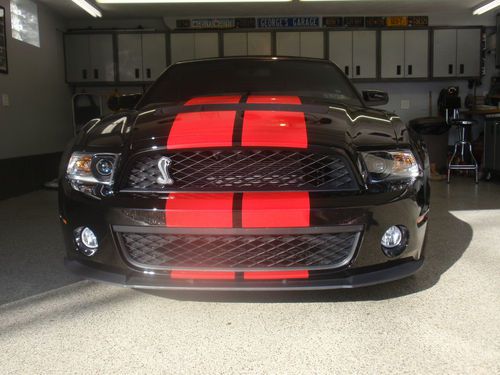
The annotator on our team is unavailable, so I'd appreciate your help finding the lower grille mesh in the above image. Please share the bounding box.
[118,231,359,270]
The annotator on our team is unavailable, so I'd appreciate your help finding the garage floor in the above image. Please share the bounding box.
[1,179,499,374]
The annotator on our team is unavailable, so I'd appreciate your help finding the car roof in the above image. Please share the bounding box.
[173,56,331,66]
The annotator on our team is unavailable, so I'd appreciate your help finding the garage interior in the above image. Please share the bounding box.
[0,0,499,373]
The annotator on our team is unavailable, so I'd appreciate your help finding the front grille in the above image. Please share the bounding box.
[118,231,360,271]
[122,150,357,192]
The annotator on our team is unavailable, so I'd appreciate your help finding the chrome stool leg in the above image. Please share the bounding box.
[447,121,478,184]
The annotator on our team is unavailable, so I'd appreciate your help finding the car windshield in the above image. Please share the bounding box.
[138,59,363,108]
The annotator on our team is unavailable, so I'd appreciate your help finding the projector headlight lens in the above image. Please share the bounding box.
[361,150,420,182]
[66,153,119,195]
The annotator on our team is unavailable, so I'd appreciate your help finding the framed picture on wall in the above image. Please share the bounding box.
[0,6,8,74]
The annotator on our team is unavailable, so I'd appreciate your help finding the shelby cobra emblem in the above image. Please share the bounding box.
[156,156,174,185]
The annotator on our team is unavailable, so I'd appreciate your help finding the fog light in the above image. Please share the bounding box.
[381,225,408,257]
[74,227,98,256]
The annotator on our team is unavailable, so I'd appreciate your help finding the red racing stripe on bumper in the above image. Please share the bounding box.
[243,270,309,280]
[184,96,241,105]
[171,270,236,280]
[241,111,307,148]
[246,95,302,105]
[165,193,234,228]
[167,111,236,149]
[242,192,310,228]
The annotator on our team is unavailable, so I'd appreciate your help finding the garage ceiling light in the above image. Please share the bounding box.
[473,0,500,15]
[72,0,102,17]
[97,0,290,3]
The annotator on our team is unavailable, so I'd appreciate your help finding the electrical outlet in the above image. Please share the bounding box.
[401,99,410,110]
[1,93,10,107]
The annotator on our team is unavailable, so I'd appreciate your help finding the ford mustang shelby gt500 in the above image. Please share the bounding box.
[59,57,429,290]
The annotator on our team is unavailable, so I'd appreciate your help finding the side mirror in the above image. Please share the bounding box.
[362,90,389,106]
[108,93,142,112]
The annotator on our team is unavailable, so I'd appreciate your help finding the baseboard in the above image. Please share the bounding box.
[0,152,62,200]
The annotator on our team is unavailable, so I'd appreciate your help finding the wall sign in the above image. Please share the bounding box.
[0,6,7,74]
[257,17,320,29]
[176,18,255,30]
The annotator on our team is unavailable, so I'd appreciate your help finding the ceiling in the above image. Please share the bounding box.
[39,0,486,20]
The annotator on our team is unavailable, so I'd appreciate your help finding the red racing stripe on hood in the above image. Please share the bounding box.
[165,193,234,228]
[184,95,242,105]
[246,95,302,105]
[167,111,236,149]
[242,192,310,228]
[241,111,307,148]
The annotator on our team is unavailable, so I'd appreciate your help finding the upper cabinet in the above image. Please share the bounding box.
[170,33,219,64]
[65,34,115,83]
[223,32,272,56]
[117,33,167,82]
[381,30,429,78]
[329,30,377,79]
[276,31,324,58]
[433,28,481,78]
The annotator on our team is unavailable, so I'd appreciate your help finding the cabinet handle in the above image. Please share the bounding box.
[356,65,361,76]
[460,64,465,75]
[397,65,401,76]
[448,64,453,75]
[344,66,349,76]
[146,68,151,79]
[408,65,413,76]
[82,69,87,80]
[93,69,99,80]
[135,68,140,79]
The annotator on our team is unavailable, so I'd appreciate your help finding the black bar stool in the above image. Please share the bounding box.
[447,119,479,184]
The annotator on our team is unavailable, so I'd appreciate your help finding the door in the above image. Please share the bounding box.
[65,35,90,83]
[381,30,405,79]
[89,34,114,82]
[433,29,457,78]
[457,28,481,77]
[276,32,300,56]
[248,32,271,55]
[118,34,143,82]
[328,31,352,77]
[170,33,195,64]
[224,33,247,56]
[300,32,324,58]
[405,30,429,78]
[352,31,377,79]
[194,33,219,59]
[142,33,167,81]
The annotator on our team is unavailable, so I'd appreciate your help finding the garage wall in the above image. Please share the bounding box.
[0,0,73,160]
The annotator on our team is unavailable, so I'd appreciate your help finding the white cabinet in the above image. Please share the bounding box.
[223,32,272,56]
[433,28,481,78]
[276,31,324,58]
[329,30,376,79]
[65,34,114,83]
[118,33,166,82]
[170,33,219,64]
[381,29,429,78]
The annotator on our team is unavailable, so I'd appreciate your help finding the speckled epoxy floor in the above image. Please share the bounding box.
[0,179,499,374]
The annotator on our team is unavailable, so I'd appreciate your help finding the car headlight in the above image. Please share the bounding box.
[361,150,420,182]
[66,152,119,195]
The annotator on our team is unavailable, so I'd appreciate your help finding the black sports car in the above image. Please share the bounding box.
[59,57,430,290]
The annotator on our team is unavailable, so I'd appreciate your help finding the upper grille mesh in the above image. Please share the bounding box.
[122,150,357,192]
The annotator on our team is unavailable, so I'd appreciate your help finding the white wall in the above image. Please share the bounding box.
[0,0,73,159]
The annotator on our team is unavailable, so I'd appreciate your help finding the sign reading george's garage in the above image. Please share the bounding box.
[257,17,320,29]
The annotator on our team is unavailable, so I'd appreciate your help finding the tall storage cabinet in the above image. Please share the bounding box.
[276,31,324,58]
[65,34,115,83]
[223,32,272,56]
[170,33,219,64]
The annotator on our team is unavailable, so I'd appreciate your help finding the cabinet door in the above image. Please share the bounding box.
[194,33,219,59]
[142,33,167,81]
[276,32,300,56]
[405,30,429,78]
[224,33,247,56]
[433,29,457,77]
[352,31,377,79]
[328,31,352,77]
[65,34,90,83]
[118,34,142,82]
[300,32,324,58]
[170,33,195,64]
[89,34,115,82]
[248,32,271,55]
[457,28,481,77]
[381,30,405,79]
